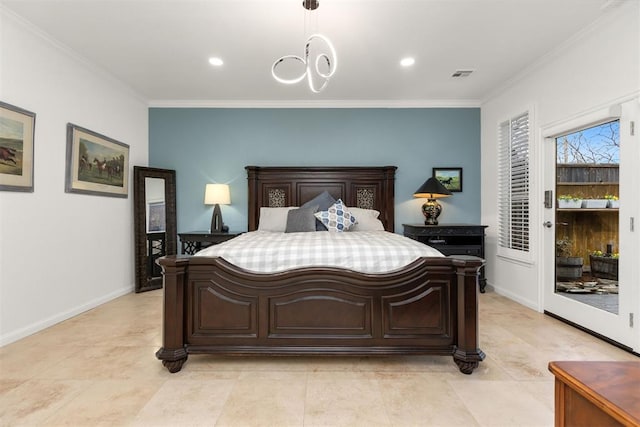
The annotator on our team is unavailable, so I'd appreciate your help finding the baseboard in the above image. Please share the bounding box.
[544,310,640,357]
[489,282,539,311]
[0,284,133,347]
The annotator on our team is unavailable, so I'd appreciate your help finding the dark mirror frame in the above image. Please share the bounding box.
[134,166,177,293]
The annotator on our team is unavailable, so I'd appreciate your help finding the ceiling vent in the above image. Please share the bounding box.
[451,69,474,78]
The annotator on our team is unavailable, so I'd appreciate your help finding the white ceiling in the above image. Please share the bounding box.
[1,0,627,105]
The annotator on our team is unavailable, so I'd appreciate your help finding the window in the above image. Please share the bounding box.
[498,111,530,257]
[556,120,619,164]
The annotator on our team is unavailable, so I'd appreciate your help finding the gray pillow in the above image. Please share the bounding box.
[285,206,318,233]
[301,191,336,231]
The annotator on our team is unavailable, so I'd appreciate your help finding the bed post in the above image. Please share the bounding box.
[452,256,486,374]
[246,166,259,231]
[155,255,190,373]
[381,166,396,232]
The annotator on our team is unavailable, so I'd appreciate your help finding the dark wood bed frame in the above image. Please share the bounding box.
[156,166,485,374]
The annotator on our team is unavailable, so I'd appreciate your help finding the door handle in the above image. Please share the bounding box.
[543,221,553,228]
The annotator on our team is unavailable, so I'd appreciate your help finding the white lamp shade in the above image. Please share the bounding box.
[204,184,231,205]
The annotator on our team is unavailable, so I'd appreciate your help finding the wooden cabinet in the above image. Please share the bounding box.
[548,361,640,427]
[403,224,487,292]
[178,231,240,255]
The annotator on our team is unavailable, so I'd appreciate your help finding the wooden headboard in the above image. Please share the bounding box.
[246,166,397,232]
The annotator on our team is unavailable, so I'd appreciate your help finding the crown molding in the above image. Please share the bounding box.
[1,5,148,105]
[481,0,634,105]
[147,99,482,108]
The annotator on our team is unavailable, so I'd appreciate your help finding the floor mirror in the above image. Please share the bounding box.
[133,166,177,293]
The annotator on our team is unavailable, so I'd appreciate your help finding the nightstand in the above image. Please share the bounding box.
[403,223,488,292]
[178,231,241,255]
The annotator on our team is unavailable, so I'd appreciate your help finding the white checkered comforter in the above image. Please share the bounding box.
[195,230,444,274]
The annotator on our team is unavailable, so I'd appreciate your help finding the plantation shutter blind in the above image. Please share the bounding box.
[498,111,530,256]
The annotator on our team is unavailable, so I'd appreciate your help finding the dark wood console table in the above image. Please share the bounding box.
[548,361,640,427]
[403,224,488,292]
[178,231,240,255]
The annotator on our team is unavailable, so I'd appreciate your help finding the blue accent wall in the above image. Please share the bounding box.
[149,108,481,234]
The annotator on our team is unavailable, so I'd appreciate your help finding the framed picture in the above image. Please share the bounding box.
[147,201,166,232]
[0,101,36,192]
[65,123,129,198]
[433,167,463,192]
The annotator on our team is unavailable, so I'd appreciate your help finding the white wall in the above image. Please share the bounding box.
[481,3,639,307]
[0,9,148,345]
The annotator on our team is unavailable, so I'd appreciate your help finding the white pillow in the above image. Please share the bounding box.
[347,207,380,219]
[257,207,297,232]
[347,207,385,231]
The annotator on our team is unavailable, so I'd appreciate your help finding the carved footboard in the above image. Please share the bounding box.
[156,255,484,374]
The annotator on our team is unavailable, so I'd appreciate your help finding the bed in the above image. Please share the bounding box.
[156,166,485,374]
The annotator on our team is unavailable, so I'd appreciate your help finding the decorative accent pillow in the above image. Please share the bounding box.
[301,190,336,231]
[314,199,357,232]
[348,207,385,231]
[257,207,297,232]
[285,206,318,233]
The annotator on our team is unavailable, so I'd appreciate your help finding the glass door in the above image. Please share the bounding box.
[543,107,636,350]
[555,121,619,312]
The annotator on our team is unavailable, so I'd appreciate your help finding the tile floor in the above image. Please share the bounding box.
[1,290,637,426]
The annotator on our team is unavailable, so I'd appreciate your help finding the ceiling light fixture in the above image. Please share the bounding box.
[208,57,224,67]
[271,0,337,93]
[400,57,415,67]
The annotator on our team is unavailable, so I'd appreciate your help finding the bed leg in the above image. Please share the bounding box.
[452,257,486,374]
[453,355,482,374]
[156,348,188,373]
[156,255,190,373]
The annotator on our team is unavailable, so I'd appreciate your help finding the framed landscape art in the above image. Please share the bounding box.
[0,101,35,192]
[433,167,463,192]
[65,123,129,197]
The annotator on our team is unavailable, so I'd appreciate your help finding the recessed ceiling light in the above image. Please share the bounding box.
[400,57,415,67]
[208,57,224,67]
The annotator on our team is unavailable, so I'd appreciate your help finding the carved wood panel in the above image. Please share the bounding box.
[355,187,376,210]
[382,281,451,340]
[298,183,346,206]
[269,291,372,338]
[263,184,292,207]
[190,283,258,339]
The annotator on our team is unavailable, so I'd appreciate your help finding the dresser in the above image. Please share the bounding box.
[178,231,240,255]
[548,361,640,427]
[403,224,488,292]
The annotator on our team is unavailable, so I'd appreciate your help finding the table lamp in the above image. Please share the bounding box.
[413,177,452,225]
[204,183,231,232]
